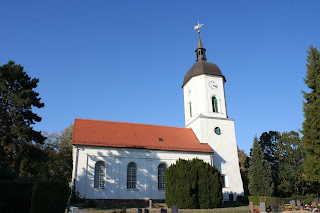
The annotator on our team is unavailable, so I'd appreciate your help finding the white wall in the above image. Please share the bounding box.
[72,146,212,200]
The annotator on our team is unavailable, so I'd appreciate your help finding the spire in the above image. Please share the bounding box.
[195,30,207,62]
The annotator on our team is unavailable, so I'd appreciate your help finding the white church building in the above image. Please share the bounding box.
[72,33,244,203]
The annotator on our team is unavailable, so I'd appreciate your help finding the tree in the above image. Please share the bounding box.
[301,46,320,183]
[248,136,274,196]
[276,131,305,197]
[165,158,222,209]
[238,147,249,195]
[41,124,73,183]
[0,61,45,174]
[259,131,281,196]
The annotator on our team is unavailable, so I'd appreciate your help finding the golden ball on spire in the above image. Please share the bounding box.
[198,30,200,33]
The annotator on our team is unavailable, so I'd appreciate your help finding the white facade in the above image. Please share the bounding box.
[72,146,211,200]
[183,74,244,201]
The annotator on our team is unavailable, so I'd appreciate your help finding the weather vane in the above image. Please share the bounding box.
[194,21,204,34]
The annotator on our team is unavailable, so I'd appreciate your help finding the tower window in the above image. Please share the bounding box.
[212,97,218,112]
[189,102,192,117]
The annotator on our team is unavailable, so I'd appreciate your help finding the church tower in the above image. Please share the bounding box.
[182,31,244,201]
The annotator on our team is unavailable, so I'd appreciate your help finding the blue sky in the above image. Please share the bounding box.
[1,1,319,154]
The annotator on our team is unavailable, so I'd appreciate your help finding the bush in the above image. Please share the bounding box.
[0,165,17,180]
[0,181,33,213]
[31,180,70,213]
[237,196,249,205]
[165,158,222,209]
[248,196,282,206]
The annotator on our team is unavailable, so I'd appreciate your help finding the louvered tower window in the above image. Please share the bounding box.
[212,97,218,112]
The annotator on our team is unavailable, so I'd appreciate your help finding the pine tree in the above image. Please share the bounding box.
[248,136,274,196]
[276,131,304,197]
[302,46,320,183]
[0,61,45,174]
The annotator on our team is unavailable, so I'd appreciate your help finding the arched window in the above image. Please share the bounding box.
[94,161,105,188]
[189,102,192,117]
[158,163,167,190]
[127,162,137,189]
[212,97,218,112]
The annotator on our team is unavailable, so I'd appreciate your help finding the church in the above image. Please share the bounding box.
[71,30,244,204]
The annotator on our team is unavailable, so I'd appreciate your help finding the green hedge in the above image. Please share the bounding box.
[31,180,70,213]
[248,196,282,206]
[237,196,249,205]
[0,181,33,213]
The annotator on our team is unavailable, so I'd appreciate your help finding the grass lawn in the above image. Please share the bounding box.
[84,206,250,213]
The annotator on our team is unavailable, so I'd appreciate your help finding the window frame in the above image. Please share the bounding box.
[127,162,137,189]
[212,96,219,113]
[158,163,167,190]
[94,161,106,189]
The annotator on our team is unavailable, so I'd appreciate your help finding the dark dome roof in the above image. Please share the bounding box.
[182,61,226,87]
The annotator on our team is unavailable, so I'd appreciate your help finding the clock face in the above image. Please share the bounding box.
[187,88,192,94]
[209,80,218,90]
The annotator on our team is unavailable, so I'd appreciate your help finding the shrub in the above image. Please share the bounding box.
[165,158,222,209]
[248,196,282,206]
[31,180,70,213]
[0,181,33,212]
[237,196,249,205]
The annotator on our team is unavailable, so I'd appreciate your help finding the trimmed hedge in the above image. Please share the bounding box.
[249,196,282,206]
[248,195,318,206]
[0,181,33,213]
[237,196,249,205]
[0,180,70,213]
[165,158,222,209]
[31,180,70,213]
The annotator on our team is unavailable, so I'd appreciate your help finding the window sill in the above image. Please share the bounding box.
[93,187,105,190]
[127,188,139,191]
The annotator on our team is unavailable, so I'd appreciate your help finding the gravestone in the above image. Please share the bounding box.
[260,202,266,213]
[312,201,317,208]
[290,200,296,207]
[260,202,267,213]
[297,200,301,207]
[161,208,167,213]
[249,202,254,213]
[138,208,142,213]
[69,207,79,213]
[122,206,126,213]
[172,205,178,213]
[144,209,149,213]
[149,199,152,208]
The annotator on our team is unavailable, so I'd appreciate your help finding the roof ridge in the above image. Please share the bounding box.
[74,118,189,130]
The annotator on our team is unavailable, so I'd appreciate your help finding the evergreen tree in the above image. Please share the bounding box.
[259,131,281,196]
[0,61,45,174]
[165,158,222,209]
[249,136,274,196]
[276,131,304,197]
[302,45,320,183]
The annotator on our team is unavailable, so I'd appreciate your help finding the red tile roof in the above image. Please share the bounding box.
[73,119,213,153]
